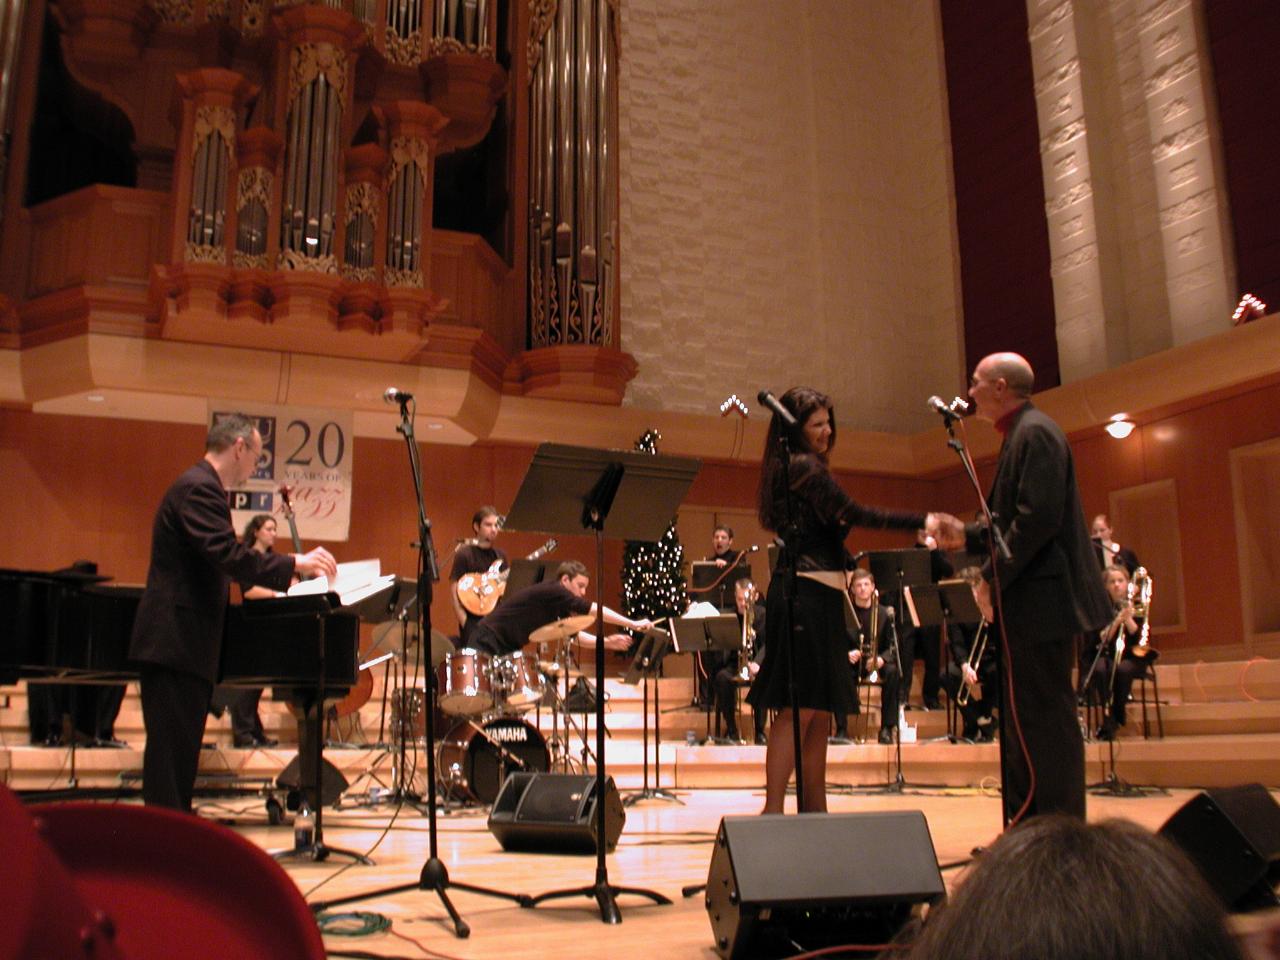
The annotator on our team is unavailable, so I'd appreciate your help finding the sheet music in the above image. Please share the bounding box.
[288,559,395,607]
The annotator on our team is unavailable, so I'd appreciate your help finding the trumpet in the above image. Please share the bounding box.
[957,619,988,707]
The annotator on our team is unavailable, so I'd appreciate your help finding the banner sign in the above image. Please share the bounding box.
[208,401,353,542]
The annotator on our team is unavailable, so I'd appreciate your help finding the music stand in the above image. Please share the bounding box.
[689,559,750,612]
[505,442,697,924]
[668,614,741,741]
[621,629,680,805]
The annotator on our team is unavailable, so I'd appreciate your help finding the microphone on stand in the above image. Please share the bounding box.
[757,390,797,427]
[384,387,414,405]
[927,395,967,422]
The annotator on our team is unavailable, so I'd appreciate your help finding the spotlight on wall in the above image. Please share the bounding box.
[1105,415,1135,440]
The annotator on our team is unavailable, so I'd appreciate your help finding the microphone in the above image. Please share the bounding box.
[757,390,797,427]
[927,395,964,422]
[384,387,413,405]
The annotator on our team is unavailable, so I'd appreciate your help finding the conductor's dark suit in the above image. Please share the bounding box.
[129,460,295,810]
[966,402,1110,820]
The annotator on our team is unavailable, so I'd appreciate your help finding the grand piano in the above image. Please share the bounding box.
[0,567,360,693]
[1,567,367,813]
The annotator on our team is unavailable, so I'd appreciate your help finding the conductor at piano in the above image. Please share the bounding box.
[129,413,337,812]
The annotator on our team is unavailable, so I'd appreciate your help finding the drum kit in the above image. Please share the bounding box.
[384,613,602,807]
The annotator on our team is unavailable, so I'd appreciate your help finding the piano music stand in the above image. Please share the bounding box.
[621,628,680,805]
[506,442,697,923]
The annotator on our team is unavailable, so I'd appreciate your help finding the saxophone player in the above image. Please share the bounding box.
[712,578,767,744]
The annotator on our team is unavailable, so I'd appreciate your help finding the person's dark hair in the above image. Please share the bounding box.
[473,506,501,529]
[207,413,256,453]
[242,513,275,549]
[757,386,835,531]
[714,524,735,540]
[555,560,588,582]
[899,815,1244,960]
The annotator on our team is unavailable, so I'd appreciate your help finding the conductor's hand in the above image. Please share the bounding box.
[294,547,337,581]
[925,512,965,551]
[974,578,994,622]
[603,633,634,652]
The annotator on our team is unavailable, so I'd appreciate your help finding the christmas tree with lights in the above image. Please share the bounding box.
[620,429,687,623]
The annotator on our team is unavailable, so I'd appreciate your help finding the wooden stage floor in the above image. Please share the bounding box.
[204,784,1241,960]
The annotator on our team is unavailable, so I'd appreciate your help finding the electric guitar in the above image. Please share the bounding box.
[456,538,558,616]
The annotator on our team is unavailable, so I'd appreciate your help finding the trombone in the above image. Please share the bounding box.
[956,619,989,707]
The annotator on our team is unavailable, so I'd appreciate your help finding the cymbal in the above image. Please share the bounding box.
[369,620,453,667]
[529,614,596,644]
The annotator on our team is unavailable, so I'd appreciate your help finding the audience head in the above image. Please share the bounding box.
[901,815,1244,960]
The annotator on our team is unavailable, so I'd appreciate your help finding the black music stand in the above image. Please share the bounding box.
[906,580,982,743]
[505,442,697,924]
[668,614,741,741]
[852,549,935,794]
[621,628,679,805]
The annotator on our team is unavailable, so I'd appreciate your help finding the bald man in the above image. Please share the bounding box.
[963,352,1111,821]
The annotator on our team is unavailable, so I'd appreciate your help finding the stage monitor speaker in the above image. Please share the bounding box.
[275,754,349,809]
[1159,783,1280,911]
[706,811,944,960]
[487,772,624,854]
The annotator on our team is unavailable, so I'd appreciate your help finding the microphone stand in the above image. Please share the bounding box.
[1087,623,1164,798]
[939,413,1016,828]
[777,431,806,812]
[309,396,529,937]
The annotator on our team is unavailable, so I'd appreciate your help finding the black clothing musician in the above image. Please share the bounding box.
[832,569,899,745]
[449,506,508,647]
[941,569,998,742]
[963,354,1111,821]
[711,579,767,744]
[128,414,336,811]
[692,525,751,704]
[897,546,954,710]
[1091,514,1141,576]
[1082,566,1155,738]
[469,560,648,658]
[748,387,957,814]
[209,514,285,748]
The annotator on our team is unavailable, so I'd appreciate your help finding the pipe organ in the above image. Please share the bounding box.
[527,0,619,349]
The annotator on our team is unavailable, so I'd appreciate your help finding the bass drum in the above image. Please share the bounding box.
[437,717,549,806]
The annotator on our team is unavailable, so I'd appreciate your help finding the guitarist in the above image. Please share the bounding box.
[450,506,508,646]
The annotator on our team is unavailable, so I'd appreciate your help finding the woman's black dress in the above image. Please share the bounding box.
[747,453,924,714]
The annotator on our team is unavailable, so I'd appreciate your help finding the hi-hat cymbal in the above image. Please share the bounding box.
[529,614,596,644]
[538,659,585,679]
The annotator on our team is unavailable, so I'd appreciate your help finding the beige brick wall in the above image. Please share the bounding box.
[618,0,964,433]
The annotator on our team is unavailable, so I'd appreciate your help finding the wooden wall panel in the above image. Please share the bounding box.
[4,378,1279,662]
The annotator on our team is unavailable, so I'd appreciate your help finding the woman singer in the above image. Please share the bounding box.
[747,386,962,812]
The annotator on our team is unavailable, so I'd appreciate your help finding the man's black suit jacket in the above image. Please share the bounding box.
[971,402,1110,641]
[129,460,296,683]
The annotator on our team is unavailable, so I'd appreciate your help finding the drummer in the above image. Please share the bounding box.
[469,560,651,657]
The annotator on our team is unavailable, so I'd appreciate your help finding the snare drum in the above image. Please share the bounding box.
[437,649,493,716]
[492,651,546,713]
[437,717,549,805]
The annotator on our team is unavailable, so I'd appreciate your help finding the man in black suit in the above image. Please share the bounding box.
[129,413,337,811]
[961,352,1111,821]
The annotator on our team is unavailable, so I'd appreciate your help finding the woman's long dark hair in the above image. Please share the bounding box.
[756,386,836,531]
[241,513,275,550]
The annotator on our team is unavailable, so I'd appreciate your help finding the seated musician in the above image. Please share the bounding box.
[941,566,997,742]
[1091,514,1141,575]
[210,514,285,748]
[450,506,508,647]
[1083,566,1155,740]
[833,568,899,745]
[711,578,767,744]
[469,560,650,659]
